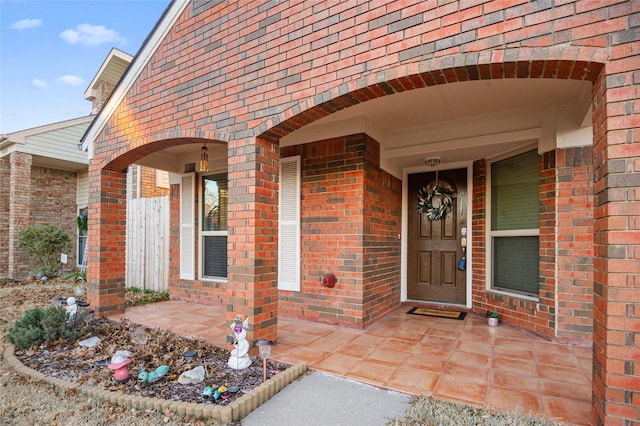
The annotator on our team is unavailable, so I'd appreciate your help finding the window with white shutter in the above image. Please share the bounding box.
[278,156,300,291]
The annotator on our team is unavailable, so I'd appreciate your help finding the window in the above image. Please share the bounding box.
[489,149,539,297]
[201,173,228,279]
[77,208,88,268]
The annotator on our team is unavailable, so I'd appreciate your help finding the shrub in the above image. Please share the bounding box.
[7,305,84,349]
[18,224,71,277]
[7,308,44,349]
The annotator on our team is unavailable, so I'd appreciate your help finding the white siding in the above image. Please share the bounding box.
[24,121,91,165]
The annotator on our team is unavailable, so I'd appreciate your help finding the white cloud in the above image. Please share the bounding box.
[10,19,42,30]
[55,75,85,86]
[31,79,47,88]
[60,24,126,47]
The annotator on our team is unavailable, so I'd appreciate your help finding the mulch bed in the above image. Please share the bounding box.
[12,305,288,406]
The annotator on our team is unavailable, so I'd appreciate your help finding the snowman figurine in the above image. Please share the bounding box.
[227,316,251,370]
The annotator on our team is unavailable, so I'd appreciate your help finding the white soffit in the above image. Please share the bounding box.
[84,48,133,100]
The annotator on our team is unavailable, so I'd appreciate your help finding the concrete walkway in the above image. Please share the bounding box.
[241,371,412,426]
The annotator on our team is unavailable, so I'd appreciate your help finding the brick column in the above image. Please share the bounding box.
[554,147,594,341]
[86,168,127,315]
[8,152,32,279]
[470,159,486,308]
[0,158,10,277]
[591,67,640,423]
[227,137,279,349]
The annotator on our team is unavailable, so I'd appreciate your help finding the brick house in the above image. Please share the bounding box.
[0,116,93,278]
[80,1,639,423]
[0,48,168,281]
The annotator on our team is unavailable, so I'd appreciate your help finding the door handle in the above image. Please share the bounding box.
[460,227,467,248]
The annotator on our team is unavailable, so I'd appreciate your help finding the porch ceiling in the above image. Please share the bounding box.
[281,78,592,175]
[136,78,591,176]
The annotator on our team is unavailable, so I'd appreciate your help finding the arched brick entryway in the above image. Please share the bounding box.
[84,1,638,419]
[86,134,222,313]
[251,52,623,424]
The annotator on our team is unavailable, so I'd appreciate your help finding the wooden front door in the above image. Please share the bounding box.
[407,168,467,304]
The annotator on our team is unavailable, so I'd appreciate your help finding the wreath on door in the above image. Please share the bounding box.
[417,182,453,221]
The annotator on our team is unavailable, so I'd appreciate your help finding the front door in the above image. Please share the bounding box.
[407,168,467,304]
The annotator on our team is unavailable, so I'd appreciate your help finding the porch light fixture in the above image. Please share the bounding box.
[200,143,209,172]
[424,156,441,167]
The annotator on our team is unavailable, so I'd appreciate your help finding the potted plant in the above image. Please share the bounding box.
[488,311,499,327]
[77,213,88,231]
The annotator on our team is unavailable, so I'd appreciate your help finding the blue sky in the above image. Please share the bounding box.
[0,0,171,134]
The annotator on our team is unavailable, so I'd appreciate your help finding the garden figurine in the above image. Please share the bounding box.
[65,296,78,317]
[227,316,251,370]
[108,351,132,384]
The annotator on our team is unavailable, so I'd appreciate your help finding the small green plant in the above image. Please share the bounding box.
[18,224,71,277]
[63,269,87,282]
[126,287,170,307]
[7,305,83,349]
[489,311,499,318]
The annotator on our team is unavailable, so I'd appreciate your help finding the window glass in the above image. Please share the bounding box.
[201,174,228,279]
[490,149,539,296]
[491,149,539,230]
[493,236,539,295]
[77,208,88,267]
[202,174,227,231]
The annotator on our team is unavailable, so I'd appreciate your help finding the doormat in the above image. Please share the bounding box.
[407,307,467,320]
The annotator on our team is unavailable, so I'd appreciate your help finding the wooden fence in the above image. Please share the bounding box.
[126,196,169,292]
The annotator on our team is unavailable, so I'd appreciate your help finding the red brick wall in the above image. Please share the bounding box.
[227,137,280,341]
[591,56,640,423]
[470,159,487,311]
[0,158,9,277]
[8,152,31,278]
[85,169,127,315]
[555,147,594,341]
[280,134,401,327]
[362,136,402,325]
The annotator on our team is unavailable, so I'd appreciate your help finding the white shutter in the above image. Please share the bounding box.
[180,174,195,280]
[278,157,300,291]
[76,172,89,207]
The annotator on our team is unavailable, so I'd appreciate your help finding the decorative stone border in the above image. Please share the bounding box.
[4,344,307,422]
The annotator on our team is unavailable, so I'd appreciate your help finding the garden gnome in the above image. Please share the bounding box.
[228,316,251,370]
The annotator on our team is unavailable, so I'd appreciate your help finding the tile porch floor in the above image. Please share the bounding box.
[111,301,593,425]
